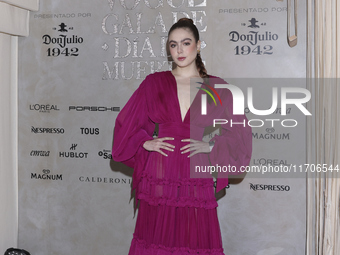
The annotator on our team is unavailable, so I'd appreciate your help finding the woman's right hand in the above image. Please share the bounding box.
[143,137,175,157]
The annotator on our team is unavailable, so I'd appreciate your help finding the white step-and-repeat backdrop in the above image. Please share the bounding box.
[18,1,307,254]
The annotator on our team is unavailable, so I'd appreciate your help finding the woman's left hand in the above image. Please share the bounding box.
[180,139,210,157]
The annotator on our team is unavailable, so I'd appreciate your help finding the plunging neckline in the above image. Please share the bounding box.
[168,71,204,123]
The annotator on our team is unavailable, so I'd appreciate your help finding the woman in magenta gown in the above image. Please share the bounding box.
[112,18,252,255]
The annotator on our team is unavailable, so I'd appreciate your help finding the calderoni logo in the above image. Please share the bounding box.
[79,176,131,184]
[29,104,60,113]
[31,169,62,181]
[250,183,290,191]
[69,106,120,112]
[31,126,65,134]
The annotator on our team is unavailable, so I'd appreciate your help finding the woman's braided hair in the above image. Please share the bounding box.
[168,18,208,78]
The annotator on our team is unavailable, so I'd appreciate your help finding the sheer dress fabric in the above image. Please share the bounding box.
[112,71,252,255]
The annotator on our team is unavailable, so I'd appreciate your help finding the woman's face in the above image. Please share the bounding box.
[168,28,201,70]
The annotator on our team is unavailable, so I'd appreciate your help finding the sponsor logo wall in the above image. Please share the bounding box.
[18,1,306,254]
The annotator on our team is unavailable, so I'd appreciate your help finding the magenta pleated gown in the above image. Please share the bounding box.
[112,71,252,255]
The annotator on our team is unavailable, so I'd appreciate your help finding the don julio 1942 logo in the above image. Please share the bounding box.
[229,18,278,56]
[42,22,83,57]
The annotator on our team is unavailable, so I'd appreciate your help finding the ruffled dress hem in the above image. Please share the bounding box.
[129,235,225,255]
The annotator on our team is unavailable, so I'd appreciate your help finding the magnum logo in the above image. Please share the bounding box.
[31,169,62,181]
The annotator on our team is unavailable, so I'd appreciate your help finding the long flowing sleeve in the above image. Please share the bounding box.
[111,77,155,188]
[208,83,252,193]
